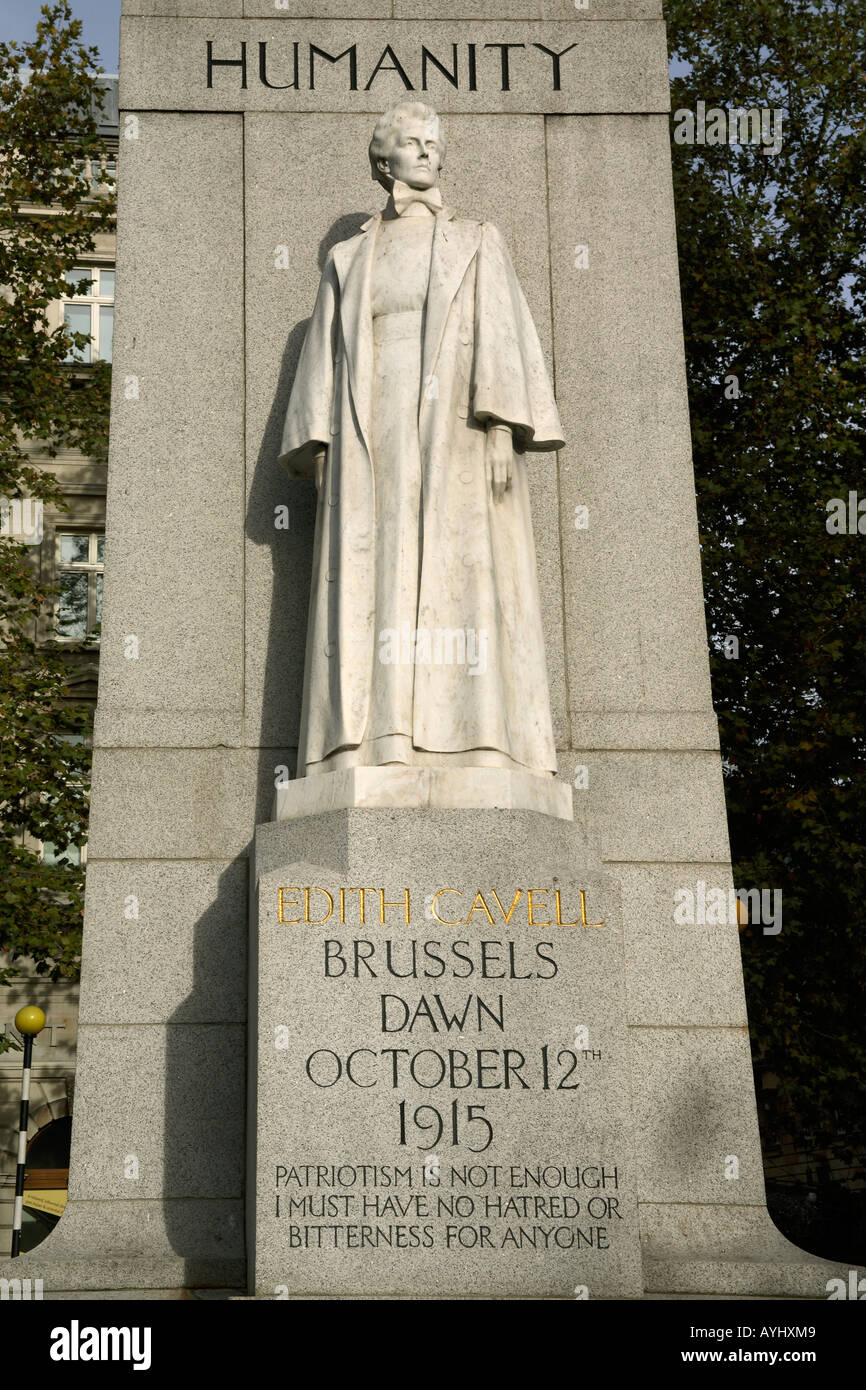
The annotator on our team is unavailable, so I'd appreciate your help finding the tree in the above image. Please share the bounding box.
[0,1,115,1044]
[664,0,866,1197]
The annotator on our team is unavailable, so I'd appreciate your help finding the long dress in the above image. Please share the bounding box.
[305,207,524,777]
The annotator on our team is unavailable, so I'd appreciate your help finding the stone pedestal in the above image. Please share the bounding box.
[249,809,641,1298]
[274,767,574,821]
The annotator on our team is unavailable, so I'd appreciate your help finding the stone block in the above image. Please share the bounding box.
[119,19,671,115]
[97,114,245,733]
[68,1025,245,1201]
[123,0,242,14]
[629,1028,766,1205]
[558,750,733,865]
[94,711,246,749]
[567,711,720,752]
[86,748,290,860]
[255,804,598,880]
[78,860,248,1025]
[246,0,390,15]
[640,1203,863,1299]
[0,1199,244,1291]
[617,864,749,1027]
[249,810,642,1297]
[546,115,716,726]
[393,0,663,17]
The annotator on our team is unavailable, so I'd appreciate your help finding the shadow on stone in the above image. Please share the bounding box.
[162,219,370,1287]
[245,214,370,764]
[160,859,249,1286]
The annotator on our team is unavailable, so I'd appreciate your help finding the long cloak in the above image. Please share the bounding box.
[279,206,565,776]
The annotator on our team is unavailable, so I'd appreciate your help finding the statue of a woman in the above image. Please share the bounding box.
[279,102,565,781]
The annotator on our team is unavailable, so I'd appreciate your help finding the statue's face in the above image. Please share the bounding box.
[380,117,442,189]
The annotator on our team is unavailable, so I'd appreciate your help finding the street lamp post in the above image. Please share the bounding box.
[10,1005,46,1258]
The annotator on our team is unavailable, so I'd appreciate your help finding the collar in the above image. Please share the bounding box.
[388,178,444,217]
[361,204,454,233]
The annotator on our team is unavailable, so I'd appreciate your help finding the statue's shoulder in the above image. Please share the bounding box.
[323,226,370,281]
[448,215,491,247]
[325,229,366,262]
[455,218,507,251]
[477,219,506,241]
[449,214,489,231]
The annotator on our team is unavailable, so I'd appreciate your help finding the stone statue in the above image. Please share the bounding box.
[279,102,565,781]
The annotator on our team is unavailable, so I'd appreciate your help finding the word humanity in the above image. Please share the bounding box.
[207,40,580,94]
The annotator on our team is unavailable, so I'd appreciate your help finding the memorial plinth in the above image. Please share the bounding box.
[249,808,641,1298]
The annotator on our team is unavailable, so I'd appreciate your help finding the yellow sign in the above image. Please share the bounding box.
[23,1190,67,1219]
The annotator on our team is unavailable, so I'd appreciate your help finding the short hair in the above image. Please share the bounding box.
[368,101,446,190]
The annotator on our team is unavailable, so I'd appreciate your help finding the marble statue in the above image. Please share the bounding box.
[279,102,565,780]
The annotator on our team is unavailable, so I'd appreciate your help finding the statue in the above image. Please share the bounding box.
[279,102,565,781]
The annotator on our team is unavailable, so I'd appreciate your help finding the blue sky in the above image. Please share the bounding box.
[0,1,121,73]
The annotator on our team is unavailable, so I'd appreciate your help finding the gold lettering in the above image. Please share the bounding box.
[304,886,333,924]
[580,889,605,928]
[347,887,371,924]
[555,889,580,926]
[489,887,523,924]
[527,889,551,926]
[431,888,463,925]
[277,887,302,924]
[379,888,411,925]
[465,890,496,925]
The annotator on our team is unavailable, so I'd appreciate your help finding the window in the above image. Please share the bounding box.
[56,532,104,641]
[41,839,83,868]
[62,266,114,364]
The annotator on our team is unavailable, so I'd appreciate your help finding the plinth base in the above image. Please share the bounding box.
[249,807,640,1298]
[274,766,574,822]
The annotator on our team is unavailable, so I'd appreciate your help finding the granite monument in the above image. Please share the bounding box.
[0,0,853,1301]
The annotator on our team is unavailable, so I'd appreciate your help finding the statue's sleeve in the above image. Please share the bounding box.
[278,251,339,470]
[472,222,565,453]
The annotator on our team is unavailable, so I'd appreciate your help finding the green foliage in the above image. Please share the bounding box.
[665,0,866,1166]
[0,3,115,1037]
[0,541,92,984]
[0,0,114,500]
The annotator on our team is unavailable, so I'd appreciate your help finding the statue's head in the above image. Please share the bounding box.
[368,101,446,193]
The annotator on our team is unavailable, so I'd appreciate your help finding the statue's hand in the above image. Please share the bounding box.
[486,424,513,503]
[313,445,326,493]
[287,443,327,490]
